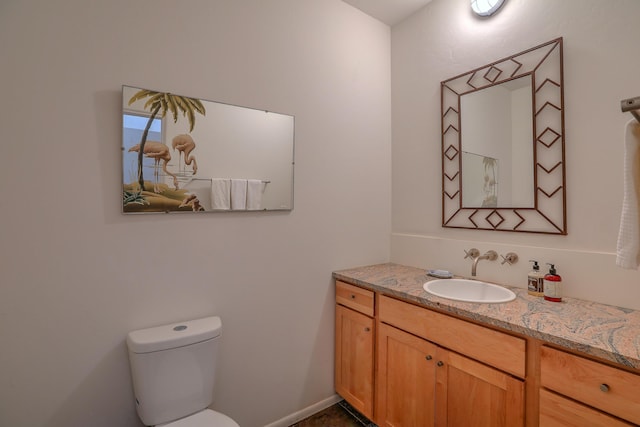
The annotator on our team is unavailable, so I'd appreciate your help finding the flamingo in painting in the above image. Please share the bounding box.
[128,141,179,193]
[171,134,198,175]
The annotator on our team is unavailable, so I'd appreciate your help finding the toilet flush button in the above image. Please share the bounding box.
[173,325,187,331]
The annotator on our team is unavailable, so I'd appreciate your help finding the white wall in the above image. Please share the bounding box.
[0,1,391,426]
[390,0,640,309]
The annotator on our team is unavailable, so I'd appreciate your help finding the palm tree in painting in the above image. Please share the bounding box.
[128,89,206,191]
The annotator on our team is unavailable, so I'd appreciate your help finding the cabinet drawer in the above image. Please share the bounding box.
[539,389,634,427]
[379,295,525,377]
[336,281,374,316]
[540,346,640,424]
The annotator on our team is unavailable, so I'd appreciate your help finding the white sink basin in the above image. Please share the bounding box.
[423,279,516,303]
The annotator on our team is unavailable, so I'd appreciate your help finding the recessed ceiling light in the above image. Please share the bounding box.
[471,0,506,17]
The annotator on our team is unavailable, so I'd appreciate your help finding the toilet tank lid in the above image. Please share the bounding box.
[127,316,222,354]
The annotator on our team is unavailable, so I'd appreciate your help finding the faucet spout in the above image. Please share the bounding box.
[471,250,498,276]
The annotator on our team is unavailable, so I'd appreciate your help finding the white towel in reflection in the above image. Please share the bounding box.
[616,119,640,269]
[211,179,230,210]
[247,179,264,210]
[231,179,247,210]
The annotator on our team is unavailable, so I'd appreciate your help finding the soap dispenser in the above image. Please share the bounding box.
[527,260,545,297]
[543,263,562,302]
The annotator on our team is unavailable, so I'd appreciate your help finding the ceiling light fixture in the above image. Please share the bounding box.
[471,0,506,17]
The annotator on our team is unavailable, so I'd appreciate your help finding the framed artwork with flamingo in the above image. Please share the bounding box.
[122,85,295,214]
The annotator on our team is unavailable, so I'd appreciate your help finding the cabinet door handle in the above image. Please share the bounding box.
[364,327,370,332]
[425,355,433,361]
[600,383,610,392]
[350,294,356,299]
[437,361,444,367]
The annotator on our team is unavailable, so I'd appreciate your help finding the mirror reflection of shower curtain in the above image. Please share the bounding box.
[462,151,498,208]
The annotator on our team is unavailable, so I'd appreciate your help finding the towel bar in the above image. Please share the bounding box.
[187,178,270,184]
[621,96,640,122]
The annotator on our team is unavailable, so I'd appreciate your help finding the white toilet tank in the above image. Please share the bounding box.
[127,316,222,426]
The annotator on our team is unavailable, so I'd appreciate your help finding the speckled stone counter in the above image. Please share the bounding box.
[333,263,640,370]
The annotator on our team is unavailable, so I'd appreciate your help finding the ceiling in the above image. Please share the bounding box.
[342,0,433,26]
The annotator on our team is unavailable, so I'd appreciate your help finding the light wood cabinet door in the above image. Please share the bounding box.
[377,322,524,427]
[376,323,437,427]
[539,389,634,427]
[335,304,374,419]
[436,348,525,427]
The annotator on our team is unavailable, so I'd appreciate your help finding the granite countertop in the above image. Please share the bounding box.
[333,263,640,370]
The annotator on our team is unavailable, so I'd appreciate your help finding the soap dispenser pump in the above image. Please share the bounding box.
[527,260,544,297]
[543,263,562,302]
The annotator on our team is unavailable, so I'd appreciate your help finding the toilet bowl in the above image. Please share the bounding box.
[127,316,240,427]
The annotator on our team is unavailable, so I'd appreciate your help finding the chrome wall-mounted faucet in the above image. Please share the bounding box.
[466,249,498,277]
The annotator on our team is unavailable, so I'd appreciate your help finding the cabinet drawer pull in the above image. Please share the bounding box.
[350,294,356,299]
[364,327,371,332]
[425,355,433,361]
[600,383,610,392]
[437,361,444,367]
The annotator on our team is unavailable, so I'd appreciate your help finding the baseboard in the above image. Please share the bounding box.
[263,394,343,427]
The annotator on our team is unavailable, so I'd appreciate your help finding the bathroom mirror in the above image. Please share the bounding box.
[441,38,566,234]
[122,85,295,213]
[461,76,533,208]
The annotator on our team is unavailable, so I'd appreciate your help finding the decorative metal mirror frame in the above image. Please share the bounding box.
[441,37,566,235]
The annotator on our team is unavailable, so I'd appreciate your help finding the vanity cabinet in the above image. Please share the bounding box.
[540,346,640,426]
[334,281,375,419]
[376,295,525,427]
[334,265,640,427]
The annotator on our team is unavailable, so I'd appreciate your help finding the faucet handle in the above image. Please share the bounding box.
[500,252,519,265]
[464,248,480,259]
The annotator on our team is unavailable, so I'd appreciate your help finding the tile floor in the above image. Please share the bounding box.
[289,401,376,427]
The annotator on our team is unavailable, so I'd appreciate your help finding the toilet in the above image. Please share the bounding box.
[126,316,240,427]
